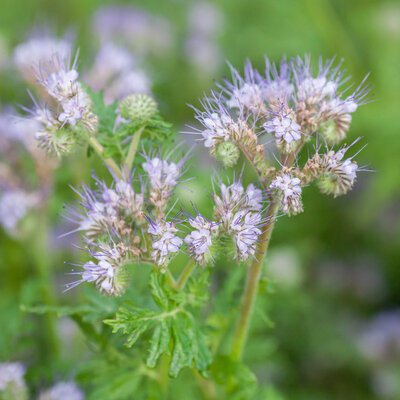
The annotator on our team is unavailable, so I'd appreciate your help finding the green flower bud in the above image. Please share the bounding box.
[119,94,158,122]
[216,141,240,168]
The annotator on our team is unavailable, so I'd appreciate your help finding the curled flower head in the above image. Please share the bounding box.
[270,170,303,215]
[28,51,98,155]
[64,175,144,241]
[213,176,264,227]
[314,142,362,197]
[230,211,263,261]
[142,148,190,211]
[147,217,183,267]
[65,242,131,297]
[184,212,218,265]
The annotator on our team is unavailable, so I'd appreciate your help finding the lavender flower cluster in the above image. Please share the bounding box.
[192,55,370,215]
[64,149,265,296]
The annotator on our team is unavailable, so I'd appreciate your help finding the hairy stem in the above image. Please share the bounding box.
[230,200,279,361]
[88,136,124,179]
[174,259,196,290]
[125,126,145,173]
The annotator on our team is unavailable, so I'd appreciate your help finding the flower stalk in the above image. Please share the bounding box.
[88,136,124,179]
[230,199,279,361]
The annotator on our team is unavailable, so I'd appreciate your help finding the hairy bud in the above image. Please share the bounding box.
[119,94,158,122]
[216,141,240,167]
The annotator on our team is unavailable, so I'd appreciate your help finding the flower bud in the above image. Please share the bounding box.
[119,94,158,122]
[216,141,240,167]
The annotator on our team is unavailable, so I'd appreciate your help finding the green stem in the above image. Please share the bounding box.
[32,207,59,362]
[125,126,145,174]
[230,200,279,361]
[174,259,196,290]
[88,136,124,179]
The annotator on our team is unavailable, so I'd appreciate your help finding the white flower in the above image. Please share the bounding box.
[230,211,262,259]
[245,183,263,210]
[147,220,183,266]
[202,112,232,148]
[185,229,212,255]
[264,111,301,151]
[270,173,303,215]
[143,158,180,189]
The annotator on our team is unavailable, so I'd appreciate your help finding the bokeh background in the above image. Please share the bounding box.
[0,0,399,399]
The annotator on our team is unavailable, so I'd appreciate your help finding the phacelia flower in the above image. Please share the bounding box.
[264,107,302,152]
[230,210,263,260]
[184,214,218,265]
[147,218,183,266]
[142,151,189,210]
[315,146,360,197]
[39,381,84,400]
[34,52,98,134]
[65,243,130,297]
[64,176,144,240]
[270,171,303,215]
[213,177,263,228]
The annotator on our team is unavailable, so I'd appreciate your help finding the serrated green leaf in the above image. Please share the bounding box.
[105,298,212,377]
[87,87,118,135]
[148,272,170,310]
[147,320,170,368]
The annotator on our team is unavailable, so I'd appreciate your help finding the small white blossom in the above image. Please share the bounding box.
[147,219,183,266]
[270,173,303,215]
[264,110,301,152]
[65,244,129,297]
[202,112,233,148]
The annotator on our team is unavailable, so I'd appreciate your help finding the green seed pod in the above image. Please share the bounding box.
[119,94,158,122]
[216,141,240,168]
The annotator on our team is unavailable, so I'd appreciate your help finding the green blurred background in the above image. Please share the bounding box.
[0,0,399,399]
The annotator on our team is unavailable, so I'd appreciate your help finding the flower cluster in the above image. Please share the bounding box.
[27,52,98,156]
[270,170,303,215]
[212,178,265,260]
[302,142,362,197]
[190,55,369,215]
[65,152,187,293]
